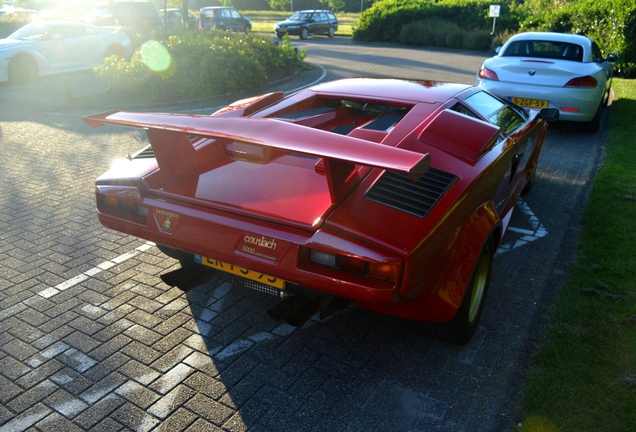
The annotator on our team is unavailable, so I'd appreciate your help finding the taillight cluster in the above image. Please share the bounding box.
[565,76,598,87]
[478,66,499,81]
[96,186,148,225]
[306,248,398,283]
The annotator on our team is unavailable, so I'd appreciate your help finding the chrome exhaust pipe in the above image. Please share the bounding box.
[267,296,321,327]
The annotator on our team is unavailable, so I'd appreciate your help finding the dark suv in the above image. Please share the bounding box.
[197,7,251,34]
[274,10,338,40]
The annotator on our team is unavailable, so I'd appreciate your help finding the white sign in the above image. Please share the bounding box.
[489,5,501,17]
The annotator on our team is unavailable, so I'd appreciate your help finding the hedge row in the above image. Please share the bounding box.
[399,19,492,51]
[0,18,30,38]
[95,31,306,103]
[518,0,636,75]
[353,0,516,43]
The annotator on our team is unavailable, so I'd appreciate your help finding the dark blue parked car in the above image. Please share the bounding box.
[274,10,338,40]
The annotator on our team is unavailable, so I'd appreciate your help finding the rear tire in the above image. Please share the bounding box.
[104,45,124,59]
[328,26,335,38]
[414,236,495,344]
[583,102,603,133]
[8,55,37,84]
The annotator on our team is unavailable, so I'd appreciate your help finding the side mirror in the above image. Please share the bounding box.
[538,108,559,122]
[606,54,620,62]
[495,46,503,55]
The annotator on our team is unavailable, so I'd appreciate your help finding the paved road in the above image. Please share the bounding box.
[0,37,607,431]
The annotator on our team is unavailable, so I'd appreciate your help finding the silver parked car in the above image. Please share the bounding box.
[0,20,133,83]
[476,32,618,132]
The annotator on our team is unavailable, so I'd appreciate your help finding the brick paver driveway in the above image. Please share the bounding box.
[0,37,608,431]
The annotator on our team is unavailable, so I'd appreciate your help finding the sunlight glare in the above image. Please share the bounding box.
[140,39,172,73]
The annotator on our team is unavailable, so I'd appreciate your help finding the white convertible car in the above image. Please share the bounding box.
[476,32,619,132]
[0,20,133,83]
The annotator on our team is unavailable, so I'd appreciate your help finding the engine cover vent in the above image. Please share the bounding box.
[365,167,457,218]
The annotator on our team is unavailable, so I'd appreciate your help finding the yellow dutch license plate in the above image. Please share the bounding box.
[197,256,285,289]
[511,97,549,109]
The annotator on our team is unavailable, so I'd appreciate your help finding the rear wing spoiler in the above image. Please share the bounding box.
[84,110,431,197]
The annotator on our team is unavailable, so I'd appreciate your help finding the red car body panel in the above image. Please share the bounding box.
[87,78,549,327]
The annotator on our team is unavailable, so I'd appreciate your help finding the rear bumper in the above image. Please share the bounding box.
[97,199,401,306]
[476,78,604,122]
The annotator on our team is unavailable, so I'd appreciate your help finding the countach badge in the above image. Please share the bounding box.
[237,233,287,261]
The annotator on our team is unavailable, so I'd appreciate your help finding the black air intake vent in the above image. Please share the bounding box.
[365,167,457,218]
[131,146,155,159]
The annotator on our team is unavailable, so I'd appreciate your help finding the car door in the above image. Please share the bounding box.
[219,8,234,30]
[591,41,613,93]
[56,24,102,69]
[228,9,244,31]
[314,12,327,34]
[35,24,88,69]
[457,91,533,210]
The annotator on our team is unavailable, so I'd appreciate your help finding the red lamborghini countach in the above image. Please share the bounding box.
[85,78,557,343]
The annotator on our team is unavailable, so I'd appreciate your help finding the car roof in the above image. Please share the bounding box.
[27,20,93,26]
[307,78,471,104]
[506,32,593,49]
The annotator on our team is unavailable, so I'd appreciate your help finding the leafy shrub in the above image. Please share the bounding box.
[0,16,30,38]
[398,19,491,51]
[353,0,517,42]
[464,31,494,51]
[94,31,306,103]
[516,0,636,76]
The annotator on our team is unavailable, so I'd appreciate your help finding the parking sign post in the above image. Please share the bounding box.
[489,5,500,34]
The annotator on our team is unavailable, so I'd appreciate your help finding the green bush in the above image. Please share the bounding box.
[94,31,306,103]
[353,0,517,43]
[0,17,30,38]
[354,0,636,75]
[398,19,492,51]
[516,0,636,76]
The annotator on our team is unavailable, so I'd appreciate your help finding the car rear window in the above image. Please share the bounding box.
[502,40,584,62]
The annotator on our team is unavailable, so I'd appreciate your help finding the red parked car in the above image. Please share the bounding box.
[85,78,556,343]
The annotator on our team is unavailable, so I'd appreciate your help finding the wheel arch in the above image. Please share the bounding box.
[7,53,39,83]
[355,201,502,323]
[417,201,501,321]
[104,44,125,58]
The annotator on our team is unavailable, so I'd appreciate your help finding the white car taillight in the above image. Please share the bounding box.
[565,76,597,87]
[478,66,499,81]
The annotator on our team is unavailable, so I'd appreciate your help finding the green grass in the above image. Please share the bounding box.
[519,78,636,431]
